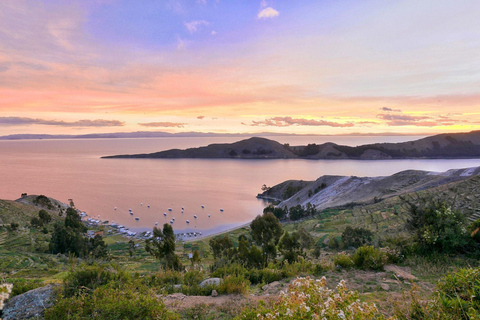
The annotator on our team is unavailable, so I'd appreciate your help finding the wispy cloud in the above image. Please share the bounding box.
[381,107,402,112]
[0,117,124,127]
[257,7,279,19]
[377,113,467,127]
[184,20,209,33]
[249,117,354,127]
[138,122,187,128]
[197,115,205,119]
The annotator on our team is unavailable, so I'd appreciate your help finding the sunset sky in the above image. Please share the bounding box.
[1,0,479,136]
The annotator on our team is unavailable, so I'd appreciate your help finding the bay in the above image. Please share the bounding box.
[2,135,480,236]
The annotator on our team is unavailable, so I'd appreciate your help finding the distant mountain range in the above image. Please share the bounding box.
[103,130,480,160]
[0,131,414,140]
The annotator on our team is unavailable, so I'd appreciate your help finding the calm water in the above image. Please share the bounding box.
[2,135,480,236]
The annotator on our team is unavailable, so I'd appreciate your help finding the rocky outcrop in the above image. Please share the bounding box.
[2,285,57,320]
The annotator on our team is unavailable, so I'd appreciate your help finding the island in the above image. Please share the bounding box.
[102,130,480,160]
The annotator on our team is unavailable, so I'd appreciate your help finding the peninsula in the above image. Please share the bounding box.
[102,130,480,160]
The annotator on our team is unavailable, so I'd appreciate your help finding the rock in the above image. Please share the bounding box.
[384,265,417,281]
[380,283,390,291]
[167,293,186,300]
[211,290,218,297]
[2,285,57,320]
[200,278,222,288]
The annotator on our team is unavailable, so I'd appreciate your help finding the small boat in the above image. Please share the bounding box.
[220,208,224,212]
[140,203,143,206]
[129,209,132,211]
[186,220,190,223]
[172,217,175,221]
[208,214,211,217]
[201,205,205,208]
[147,205,150,208]
[130,212,133,215]
[163,212,167,216]
[135,217,139,220]
[170,220,173,224]
[194,215,197,219]
[181,207,184,210]
[114,207,117,210]
[168,208,172,211]
[155,222,158,225]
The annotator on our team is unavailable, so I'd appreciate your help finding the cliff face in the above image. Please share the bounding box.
[257,167,480,212]
[102,130,480,160]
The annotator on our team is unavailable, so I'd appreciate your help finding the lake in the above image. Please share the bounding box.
[2,135,480,236]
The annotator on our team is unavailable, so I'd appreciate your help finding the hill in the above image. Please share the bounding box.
[102,130,480,159]
[102,137,297,159]
[258,166,480,218]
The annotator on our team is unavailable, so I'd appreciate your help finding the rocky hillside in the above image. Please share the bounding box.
[258,167,480,214]
[102,130,480,160]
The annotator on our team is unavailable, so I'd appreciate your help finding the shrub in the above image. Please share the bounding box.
[236,277,387,319]
[10,222,19,231]
[341,226,373,248]
[247,268,283,285]
[352,246,387,271]
[63,264,130,297]
[333,253,354,269]
[218,275,249,294]
[44,285,178,320]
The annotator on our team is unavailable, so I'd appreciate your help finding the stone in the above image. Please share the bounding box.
[199,278,222,288]
[380,283,390,291]
[211,289,218,297]
[2,285,57,320]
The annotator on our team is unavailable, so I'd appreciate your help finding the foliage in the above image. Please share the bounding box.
[263,205,287,220]
[341,226,373,248]
[65,207,86,233]
[352,246,387,271]
[247,268,283,285]
[236,276,388,319]
[30,216,44,228]
[402,199,469,254]
[250,212,283,267]
[33,195,54,209]
[218,275,250,294]
[333,253,354,269]
[288,203,317,221]
[9,222,19,231]
[88,234,108,259]
[146,224,183,271]
[209,236,234,261]
[394,267,480,320]
[63,263,131,298]
[39,209,52,224]
[44,285,178,320]
[49,223,88,256]
[7,278,44,297]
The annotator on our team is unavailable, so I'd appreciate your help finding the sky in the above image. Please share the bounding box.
[0,0,479,136]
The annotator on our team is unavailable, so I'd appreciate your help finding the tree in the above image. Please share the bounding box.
[209,236,233,260]
[128,240,136,257]
[10,222,19,231]
[49,223,87,256]
[191,249,201,266]
[88,234,108,259]
[65,207,86,232]
[30,217,44,228]
[145,224,182,270]
[341,226,373,248]
[279,231,300,263]
[250,212,283,266]
[39,209,52,224]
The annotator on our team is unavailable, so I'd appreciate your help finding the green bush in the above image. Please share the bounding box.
[44,285,178,320]
[352,246,387,271]
[7,278,44,297]
[341,226,373,248]
[211,263,247,279]
[333,253,354,269]
[436,267,480,319]
[218,275,249,294]
[63,264,130,297]
[247,268,283,284]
